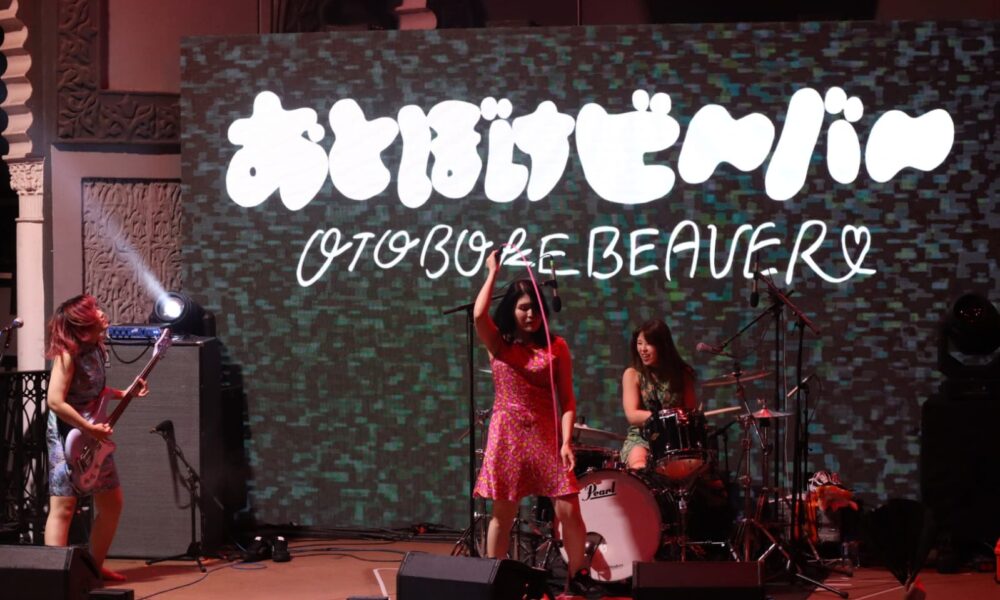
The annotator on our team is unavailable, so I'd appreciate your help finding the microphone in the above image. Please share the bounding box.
[696,342,735,358]
[696,342,721,354]
[150,419,174,434]
[749,255,760,308]
[547,256,562,313]
[1,317,23,332]
[786,373,816,399]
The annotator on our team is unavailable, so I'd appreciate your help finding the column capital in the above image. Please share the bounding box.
[8,158,45,197]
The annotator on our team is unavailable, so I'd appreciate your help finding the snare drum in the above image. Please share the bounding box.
[647,408,710,482]
[557,469,670,582]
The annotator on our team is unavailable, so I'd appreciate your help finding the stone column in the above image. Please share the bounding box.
[9,158,46,370]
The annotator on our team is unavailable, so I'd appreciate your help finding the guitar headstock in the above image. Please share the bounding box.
[154,328,173,357]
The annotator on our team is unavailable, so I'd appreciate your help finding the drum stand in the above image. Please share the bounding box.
[670,467,735,562]
[729,398,847,597]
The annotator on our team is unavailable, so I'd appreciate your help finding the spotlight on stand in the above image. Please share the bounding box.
[924,296,1000,569]
[937,292,1000,385]
[150,292,215,337]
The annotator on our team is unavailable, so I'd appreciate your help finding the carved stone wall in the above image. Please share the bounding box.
[82,179,182,324]
[57,0,179,147]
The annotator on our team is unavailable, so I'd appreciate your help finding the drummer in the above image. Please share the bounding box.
[620,319,697,469]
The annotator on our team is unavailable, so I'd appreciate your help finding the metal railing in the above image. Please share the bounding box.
[1,370,50,543]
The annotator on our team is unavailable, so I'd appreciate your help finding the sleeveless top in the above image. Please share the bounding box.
[47,344,119,496]
[620,369,687,461]
[65,344,108,408]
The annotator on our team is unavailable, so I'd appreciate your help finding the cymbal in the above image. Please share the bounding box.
[704,405,743,417]
[702,370,772,388]
[752,406,793,419]
[573,423,625,442]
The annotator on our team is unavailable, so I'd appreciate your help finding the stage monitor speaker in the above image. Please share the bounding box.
[0,544,99,600]
[104,338,244,558]
[921,394,1000,546]
[632,561,765,600]
[396,552,549,600]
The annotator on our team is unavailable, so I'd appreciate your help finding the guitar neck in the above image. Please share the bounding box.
[104,351,164,428]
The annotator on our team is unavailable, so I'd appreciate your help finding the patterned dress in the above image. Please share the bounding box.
[47,344,120,497]
[620,369,687,463]
[474,336,580,501]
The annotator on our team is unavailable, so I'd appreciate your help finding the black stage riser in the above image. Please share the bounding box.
[0,544,100,600]
[632,561,765,600]
[397,552,549,600]
[920,394,1000,546]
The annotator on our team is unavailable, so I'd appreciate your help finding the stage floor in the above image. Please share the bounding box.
[102,539,996,600]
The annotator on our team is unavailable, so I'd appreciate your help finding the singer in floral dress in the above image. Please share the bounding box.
[44,294,147,582]
[473,250,593,595]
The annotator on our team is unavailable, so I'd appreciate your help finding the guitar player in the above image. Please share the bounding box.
[43,294,149,582]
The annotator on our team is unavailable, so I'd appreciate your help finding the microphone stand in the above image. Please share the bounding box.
[0,328,14,371]
[753,274,821,541]
[146,429,223,572]
[751,275,843,597]
[443,289,505,556]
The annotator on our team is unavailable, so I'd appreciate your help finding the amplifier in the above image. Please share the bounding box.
[107,324,164,341]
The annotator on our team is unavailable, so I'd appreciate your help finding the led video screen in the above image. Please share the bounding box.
[181,21,998,528]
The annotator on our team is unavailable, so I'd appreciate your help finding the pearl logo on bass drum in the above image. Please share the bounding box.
[581,480,617,501]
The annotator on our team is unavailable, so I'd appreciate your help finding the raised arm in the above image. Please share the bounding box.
[474,249,503,357]
[622,367,653,426]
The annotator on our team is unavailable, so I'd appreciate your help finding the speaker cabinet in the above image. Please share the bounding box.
[397,552,549,600]
[105,338,243,558]
[0,545,99,600]
[921,395,1000,546]
[632,561,764,600]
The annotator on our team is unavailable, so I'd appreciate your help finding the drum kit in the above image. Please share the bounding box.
[453,380,847,596]
[449,272,847,596]
[451,368,806,586]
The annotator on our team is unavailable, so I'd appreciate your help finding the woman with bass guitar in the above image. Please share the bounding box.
[43,294,149,582]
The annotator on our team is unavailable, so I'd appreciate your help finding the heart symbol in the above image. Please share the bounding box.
[841,225,873,272]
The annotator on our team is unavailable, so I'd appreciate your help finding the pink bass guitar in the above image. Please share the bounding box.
[64,328,171,493]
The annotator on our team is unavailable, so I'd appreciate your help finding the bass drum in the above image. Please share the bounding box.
[557,469,668,582]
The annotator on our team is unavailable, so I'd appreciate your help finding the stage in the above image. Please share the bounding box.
[98,538,996,600]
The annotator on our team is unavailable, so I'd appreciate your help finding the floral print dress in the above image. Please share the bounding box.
[474,337,579,500]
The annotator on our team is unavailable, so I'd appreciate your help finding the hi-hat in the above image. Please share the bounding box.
[752,406,792,419]
[573,423,625,442]
[702,370,771,388]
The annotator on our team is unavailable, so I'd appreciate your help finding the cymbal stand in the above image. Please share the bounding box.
[728,366,771,563]
[727,366,846,597]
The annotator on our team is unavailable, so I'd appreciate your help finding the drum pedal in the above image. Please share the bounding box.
[584,532,604,560]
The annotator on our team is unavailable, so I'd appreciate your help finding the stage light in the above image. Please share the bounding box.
[150,292,214,337]
[938,293,1000,381]
[158,295,186,320]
